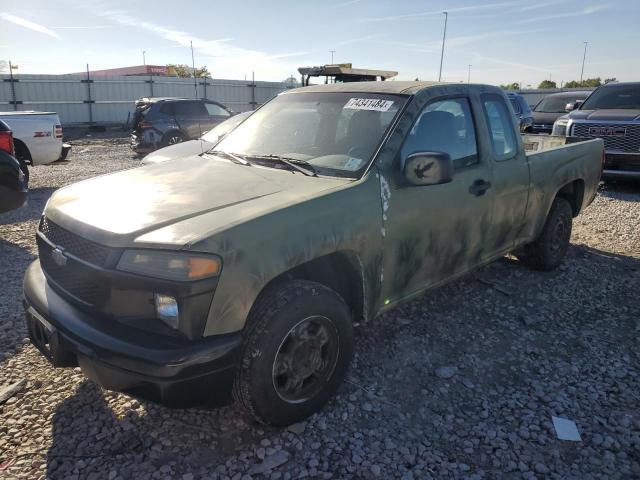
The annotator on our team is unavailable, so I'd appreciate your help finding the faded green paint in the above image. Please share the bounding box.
[42,82,603,336]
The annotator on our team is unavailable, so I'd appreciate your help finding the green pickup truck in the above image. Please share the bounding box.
[24,82,604,425]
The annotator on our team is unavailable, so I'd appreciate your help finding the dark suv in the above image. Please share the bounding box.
[506,92,534,133]
[131,98,234,154]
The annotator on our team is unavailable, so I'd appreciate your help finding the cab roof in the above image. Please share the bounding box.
[285,81,455,96]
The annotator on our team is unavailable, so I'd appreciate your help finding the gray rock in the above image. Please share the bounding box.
[435,367,457,379]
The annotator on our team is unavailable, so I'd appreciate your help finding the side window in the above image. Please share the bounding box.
[401,97,478,169]
[205,103,231,117]
[173,101,206,116]
[482,95,517,160]
[159,103,174,115]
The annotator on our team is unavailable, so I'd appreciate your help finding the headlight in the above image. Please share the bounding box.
[552,120,569,136]
[117,250,222,281]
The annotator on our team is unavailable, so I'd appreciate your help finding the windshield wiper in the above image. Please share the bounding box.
[245,154,318,177]
[205,150,251,166]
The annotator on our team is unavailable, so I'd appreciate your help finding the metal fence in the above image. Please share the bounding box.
[0,73,291,126]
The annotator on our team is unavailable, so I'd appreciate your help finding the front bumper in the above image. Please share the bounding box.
[58,143,72,161]
[23,260,242,407]
[602,152,640,179]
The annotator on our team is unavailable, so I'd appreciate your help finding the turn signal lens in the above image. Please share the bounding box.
[188,257,221,279]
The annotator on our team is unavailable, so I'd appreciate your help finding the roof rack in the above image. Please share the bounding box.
[298,64,398,86]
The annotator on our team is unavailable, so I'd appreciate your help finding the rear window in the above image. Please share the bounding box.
[173,101,207,116]
[509,97,522,114]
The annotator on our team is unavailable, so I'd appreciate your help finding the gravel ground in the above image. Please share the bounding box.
[1,142,639,479]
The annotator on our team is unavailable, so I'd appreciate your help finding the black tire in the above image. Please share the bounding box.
[233,280,353,426]
[14,140,32,165]
[17,157,29,185]
[518,197,573,271]
[161,131,186,147]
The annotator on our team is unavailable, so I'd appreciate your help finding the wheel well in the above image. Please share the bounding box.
[556,179,585,217]
[256,252,365,323]
[13,139,32,163]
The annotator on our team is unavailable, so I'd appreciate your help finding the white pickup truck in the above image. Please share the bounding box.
[0,111,71,165]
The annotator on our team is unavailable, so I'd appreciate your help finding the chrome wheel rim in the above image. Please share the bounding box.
[168,136,183,145]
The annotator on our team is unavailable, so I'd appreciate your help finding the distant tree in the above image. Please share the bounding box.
[167,64,211,78]
[538,80,557,89]
[500,82,520,90]
[604,77,617,84]
[564,77,602,88]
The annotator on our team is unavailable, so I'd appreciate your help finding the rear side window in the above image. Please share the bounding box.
[509,97,522,114]
[159,103,174,115]
[482,95,517,161]
[205,103,231,117]
[173,101,206,116]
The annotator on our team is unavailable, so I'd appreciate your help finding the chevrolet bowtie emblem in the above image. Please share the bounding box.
[51,247,67,267]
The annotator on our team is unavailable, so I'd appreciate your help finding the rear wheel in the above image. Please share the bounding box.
[517,197,573,271]
[162,131,186,147]
[233,280,353,426]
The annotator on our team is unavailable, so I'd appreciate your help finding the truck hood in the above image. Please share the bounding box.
[46,154,350,246]
[532,111,563,125]
[568,109,640,121]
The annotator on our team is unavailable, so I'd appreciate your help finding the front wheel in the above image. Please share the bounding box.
[517,197,573,271]
[233,280,353,426]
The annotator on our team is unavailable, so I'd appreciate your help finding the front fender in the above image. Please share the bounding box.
[195,171,384,336]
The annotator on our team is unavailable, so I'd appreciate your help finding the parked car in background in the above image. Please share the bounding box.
[0,111,71,166]
[141,111,252,166]
[25,81,603,426]
[552,82,640,179]
[130,97,235,154]
[0,123,28,213]
[506,92,534,132]
[531,91,592,134]
[0,119,29,183]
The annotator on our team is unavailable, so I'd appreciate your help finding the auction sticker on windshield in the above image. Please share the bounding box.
[344,98,394,112]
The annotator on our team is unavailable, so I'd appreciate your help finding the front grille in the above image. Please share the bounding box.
[37,217,112,307]
[572,122,640,153]
[40,217,111,267]
[37,236,109,307]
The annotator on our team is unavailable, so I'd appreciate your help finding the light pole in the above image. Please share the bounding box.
[580,41,588,84]
[467,64,472,84]
[438,11,448,81]
[142,50,146,66]
[329,50,335,64]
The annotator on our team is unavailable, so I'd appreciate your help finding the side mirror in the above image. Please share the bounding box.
[403,152,454,186]
[565,100,583,112]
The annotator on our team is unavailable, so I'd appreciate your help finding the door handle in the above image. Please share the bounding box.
[469,179,492,196]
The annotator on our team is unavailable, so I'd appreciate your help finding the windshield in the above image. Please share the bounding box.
[201,111,250,143]
[214,92,406,177]
[535,94,588,113]
[580,85,640,110]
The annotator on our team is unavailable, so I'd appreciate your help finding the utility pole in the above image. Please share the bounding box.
[190,40,197,98]
[329,50,335,64]
[580,41,588,84]
[438,11,448,82]
[467,64,472,84]
[142,50,146,66]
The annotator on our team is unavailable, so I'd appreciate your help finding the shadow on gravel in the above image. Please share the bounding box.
[45,380,265,479]
[598,180,640,201]
[0,187,56,225]
[46,381,151,479]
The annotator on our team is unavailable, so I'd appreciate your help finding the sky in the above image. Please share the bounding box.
[1,0,639,87]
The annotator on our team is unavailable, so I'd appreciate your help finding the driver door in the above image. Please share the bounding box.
[380,96,495,304]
